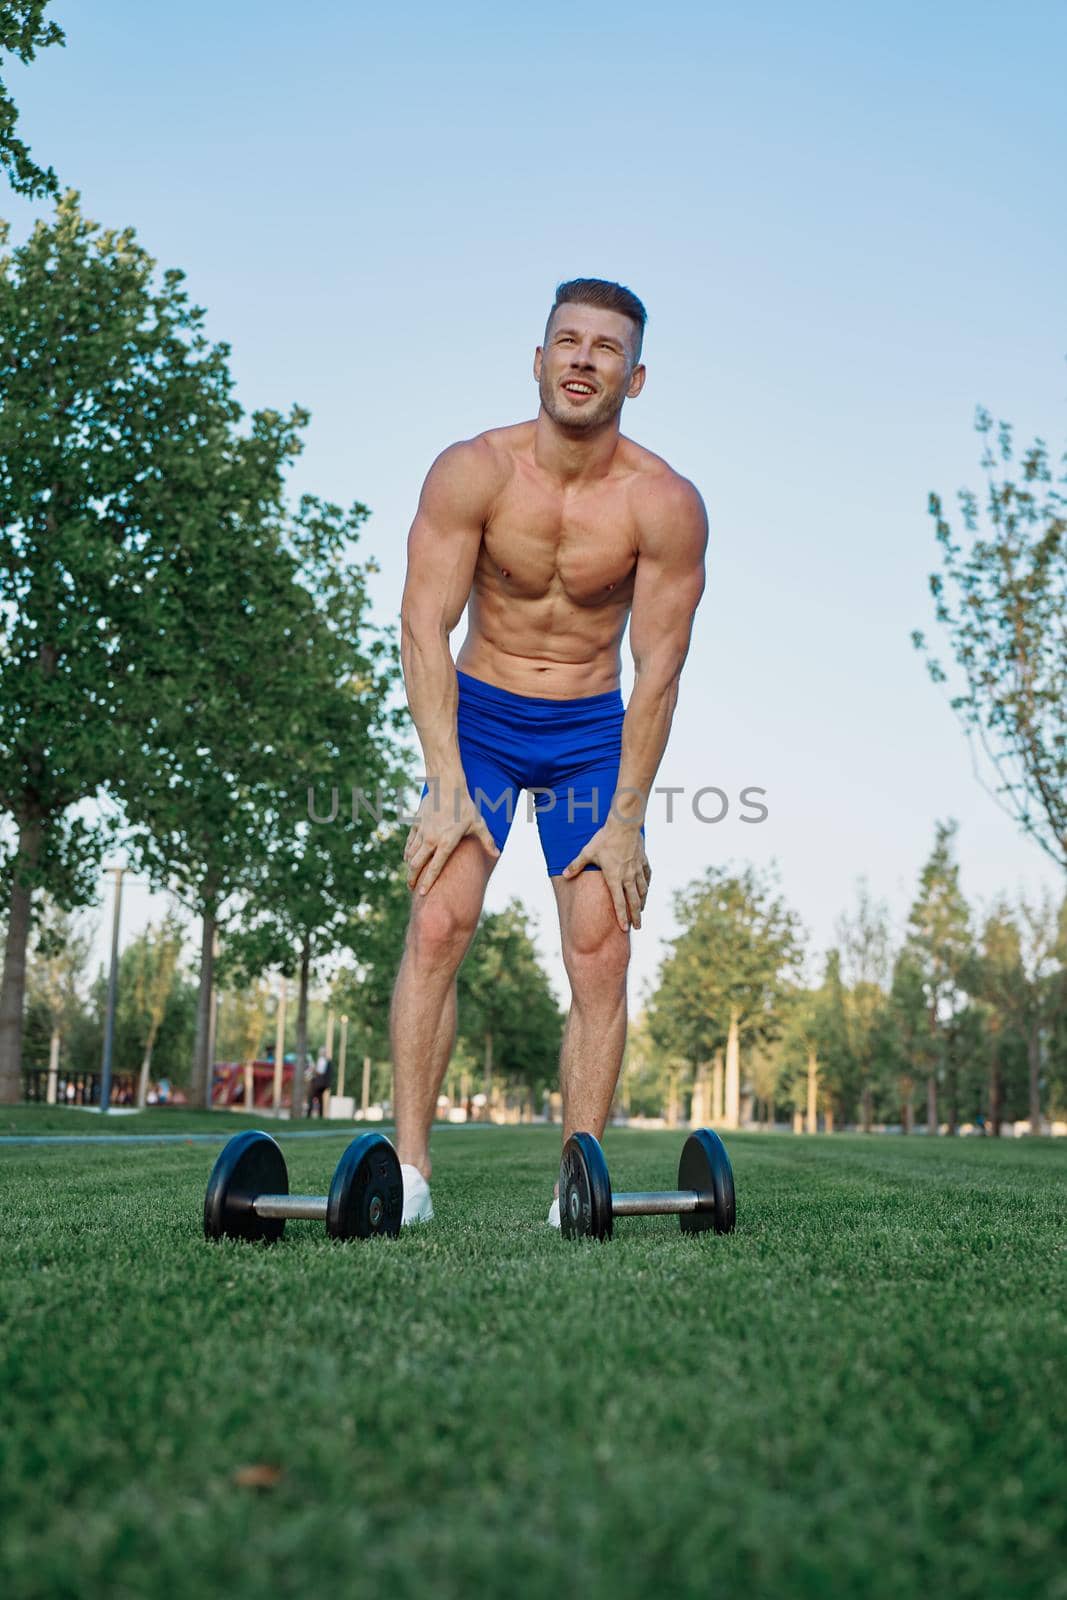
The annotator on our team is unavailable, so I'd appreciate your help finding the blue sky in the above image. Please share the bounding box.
[5,0,1065,1010]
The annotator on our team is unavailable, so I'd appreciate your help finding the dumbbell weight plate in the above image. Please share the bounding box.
[559,1131,613,1241]
[678,1128,736,1235]
[204,1129,289,1243]
[327,1133,403,1240]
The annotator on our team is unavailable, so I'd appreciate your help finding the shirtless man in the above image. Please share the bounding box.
[391,278,707,1225]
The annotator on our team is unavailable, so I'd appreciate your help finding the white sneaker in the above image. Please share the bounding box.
[401,1163,434,1225]
[547,1196,561,1230]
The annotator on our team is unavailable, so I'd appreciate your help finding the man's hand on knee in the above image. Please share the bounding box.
[562,821,651,932]
[404,788,499,895]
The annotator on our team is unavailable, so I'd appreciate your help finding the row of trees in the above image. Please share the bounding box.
[641,822,1067,1133]
[19,815,1067,1131]
[0,193,412,1104]
[0,18,425,1108]
[19,891,564,1115]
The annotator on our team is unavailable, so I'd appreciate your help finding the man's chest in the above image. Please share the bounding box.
[479,479,639,605]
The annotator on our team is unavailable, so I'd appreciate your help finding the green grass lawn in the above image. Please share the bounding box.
[2,1120,1064,1600]
[0,1105,383,1137]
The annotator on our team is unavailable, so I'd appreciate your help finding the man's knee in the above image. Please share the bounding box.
[563,922,631,1004]
[407,891,479,971]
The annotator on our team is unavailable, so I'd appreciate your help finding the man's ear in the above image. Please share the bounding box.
[627,362,646,399]
[533,345,543,381]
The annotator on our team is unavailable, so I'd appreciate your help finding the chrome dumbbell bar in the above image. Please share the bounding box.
[204,1129,401,1243]
[559,1128,737,1241]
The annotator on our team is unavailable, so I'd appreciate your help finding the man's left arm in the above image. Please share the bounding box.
[562,476,708,928]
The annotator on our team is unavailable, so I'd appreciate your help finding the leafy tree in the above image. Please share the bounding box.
[747,1036,783,1124]
[216,982,272,1066]
[768,989,815,1128]
[915,404,1067,869]
[113,418,327,1106]
[0,3,64,198]
[23,895,88,1095]
[457,899,563,1112]
[1047,893,1067,1116]
[127,911,183,1107]
[901,821,974,1133]
[0,193,270,1101]
[943,1000,989,1129]
[646,941,722,1118]
[836,881,892,1132]
[971,890,1064,1133]
[972,905,1026,1134]
[212,507,407,1114]
[619,1009,676,1120]
[811,950,854,1129]
[331,862,414,1073]
[73,944,197,1091]
[775,955,851,1131]
[887,949,930,1132]
[647,864,805,1128]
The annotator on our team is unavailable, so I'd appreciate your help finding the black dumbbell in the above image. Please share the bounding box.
[559,1127,736,1241]
[203,1128,403,1243]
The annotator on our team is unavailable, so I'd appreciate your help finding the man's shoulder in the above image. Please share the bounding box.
[620,438,707,542]
[426,426,523,503]
[436,422,530,465]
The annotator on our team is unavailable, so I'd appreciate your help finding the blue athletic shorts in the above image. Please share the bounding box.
[423,670,644,877]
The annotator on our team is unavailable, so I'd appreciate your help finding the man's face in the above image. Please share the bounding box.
[534,303,645,431]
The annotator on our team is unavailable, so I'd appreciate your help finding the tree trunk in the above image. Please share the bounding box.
[945,1045,958,1136]
[136,1040,154,1110]
[1027,1021,1042,1134]
[691,1059,709,1126]
[712,1050,724,1122]
[272,976,287,1112]
[926,1073,938,1135]
[619,1045,631,1114]
[824,1106,834,1134]
[666,1069,679,1128]
[206,980,220,1097]
[987,1033,1001,1136]
[0,814,44,1104]
[925,1002,939,1136]
[483,1029,493,1118]
[806,1046,818,1134]
[292,936,311,1119]
[724,1010,741,1129]
[901,1079,914,1134]
[792,1106,803,1134]
[192,909,217,1108]
[47,1026,61,1105]
[861,1082,873,1135]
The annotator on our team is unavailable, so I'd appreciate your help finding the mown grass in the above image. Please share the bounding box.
[0,1105,379,1137]
[1,1120,1064,1600]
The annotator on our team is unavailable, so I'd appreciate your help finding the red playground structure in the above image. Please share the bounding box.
[211,1059,299,1109]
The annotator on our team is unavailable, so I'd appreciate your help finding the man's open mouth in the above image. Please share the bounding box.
[561,381,597,397]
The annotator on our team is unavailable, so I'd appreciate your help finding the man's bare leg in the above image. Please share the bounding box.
[551,870,631,1173]
[391,836,495,1179]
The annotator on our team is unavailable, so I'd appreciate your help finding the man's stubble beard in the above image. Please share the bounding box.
[538,372,626,433]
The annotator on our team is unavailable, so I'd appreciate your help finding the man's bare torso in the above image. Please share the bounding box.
[455,421,683,699]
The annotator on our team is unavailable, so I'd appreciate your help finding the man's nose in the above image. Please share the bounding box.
[569,347,596,367]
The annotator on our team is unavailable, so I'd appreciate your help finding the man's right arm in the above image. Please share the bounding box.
[399,437,495,786]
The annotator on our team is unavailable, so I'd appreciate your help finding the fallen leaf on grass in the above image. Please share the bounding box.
[232,1463,284,1489]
